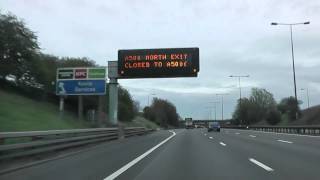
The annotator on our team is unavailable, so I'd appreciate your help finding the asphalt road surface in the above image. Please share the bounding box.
[1,128,320,180]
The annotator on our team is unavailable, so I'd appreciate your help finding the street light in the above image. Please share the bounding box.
[216,93,229,121]
[208,101,220,121]
[148,93,156,106]
[229,75,249,125]
[229,75,249,102]
[271,21,310,119]
[300,88,310,109]
[205,107,212,120]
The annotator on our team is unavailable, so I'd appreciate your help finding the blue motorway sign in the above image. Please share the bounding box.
[56,80,106,95]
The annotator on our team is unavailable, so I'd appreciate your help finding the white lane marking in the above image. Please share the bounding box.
[277,139,293,144]
[204,133,207,136]
[249,158,274,172]
[209,136,213,139]
[249,135,256,138]
[219,142,226,146]
[234,129,320,138]
[235,132,240,135]
[103,130,176,180]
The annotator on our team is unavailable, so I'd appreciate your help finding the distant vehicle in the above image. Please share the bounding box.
[185,118,193,129]
[208,122,220,132]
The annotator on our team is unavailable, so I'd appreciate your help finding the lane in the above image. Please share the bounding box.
[214,128,320,180]
[225,128,320,149]
[117,128,272,180]
[0,130,172,180]
[104,130,176,180]
[2,128,320,180]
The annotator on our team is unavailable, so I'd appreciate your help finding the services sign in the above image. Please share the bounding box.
[56,67,106,95]
[118,48,199,78]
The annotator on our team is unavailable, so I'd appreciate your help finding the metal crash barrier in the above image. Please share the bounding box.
[223,125,320,135]
[0,127,153,160]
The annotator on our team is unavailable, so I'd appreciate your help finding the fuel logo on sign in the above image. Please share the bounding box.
[75,69,87,79]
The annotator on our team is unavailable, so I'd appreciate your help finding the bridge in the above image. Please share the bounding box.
[192,120,232,126]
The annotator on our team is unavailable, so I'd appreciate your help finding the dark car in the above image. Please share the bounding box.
[208,122,220,132]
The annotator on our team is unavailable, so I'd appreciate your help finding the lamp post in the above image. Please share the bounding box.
[229,75,249,125]
[216,93,229,121]
[271,21,310,119]
[301,88,310,109]
[148,93,156,106]
[205,107,212,120]
[209,102,220,121]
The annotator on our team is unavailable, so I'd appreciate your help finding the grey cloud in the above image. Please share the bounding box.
[2,0,320,119]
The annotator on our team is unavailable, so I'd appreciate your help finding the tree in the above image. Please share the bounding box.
[57,57,96,68]
[266,109,281,125]
[133,100,140,115]
[143,98,179,127]
[118,86,136,122]
[232,98,252,125]
[278,97,301,121]
[249,88,277,123]
[232,88,277,125]
[0,12,39,80]
[31,53,59,92]
[143,106,154,121]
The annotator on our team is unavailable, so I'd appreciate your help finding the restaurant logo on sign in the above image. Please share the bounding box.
[118,48,199,78]
[75,69,87,79]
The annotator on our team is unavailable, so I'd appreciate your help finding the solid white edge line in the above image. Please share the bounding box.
[103,130,176,180]
[249,158,274,172]
[219,142,226,146]
[277,139,293,144]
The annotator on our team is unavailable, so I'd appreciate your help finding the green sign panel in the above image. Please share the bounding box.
[57,67,106,80]
[88,68,106,79]
[58,69,73,79]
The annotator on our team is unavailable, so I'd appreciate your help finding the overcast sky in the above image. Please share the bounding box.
[2,0,320,120]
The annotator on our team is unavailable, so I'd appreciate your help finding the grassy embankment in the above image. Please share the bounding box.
[0,89,159,132]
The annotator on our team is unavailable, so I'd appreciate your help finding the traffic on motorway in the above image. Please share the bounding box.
[1,0,320,180]
[1,128,320,180]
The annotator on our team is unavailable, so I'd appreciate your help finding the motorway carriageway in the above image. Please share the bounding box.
[1,128,320,180]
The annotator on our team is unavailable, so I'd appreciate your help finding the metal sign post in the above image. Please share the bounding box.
[108,61,119,126]
[59,96,64,120]
[56,67,107,121]
[108,78,118,125]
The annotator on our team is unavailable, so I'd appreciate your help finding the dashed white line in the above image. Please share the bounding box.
[249,158,274,172]
[103,130,176,180]
[277,139,293,144]
[219,142,226,146]
[249,135,256,138]
[204,133,207,136]
[235,132,240,135]
[209,136,213,139]
[236,129,320,138]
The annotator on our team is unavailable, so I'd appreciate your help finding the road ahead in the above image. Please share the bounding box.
[1,128,320,180]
